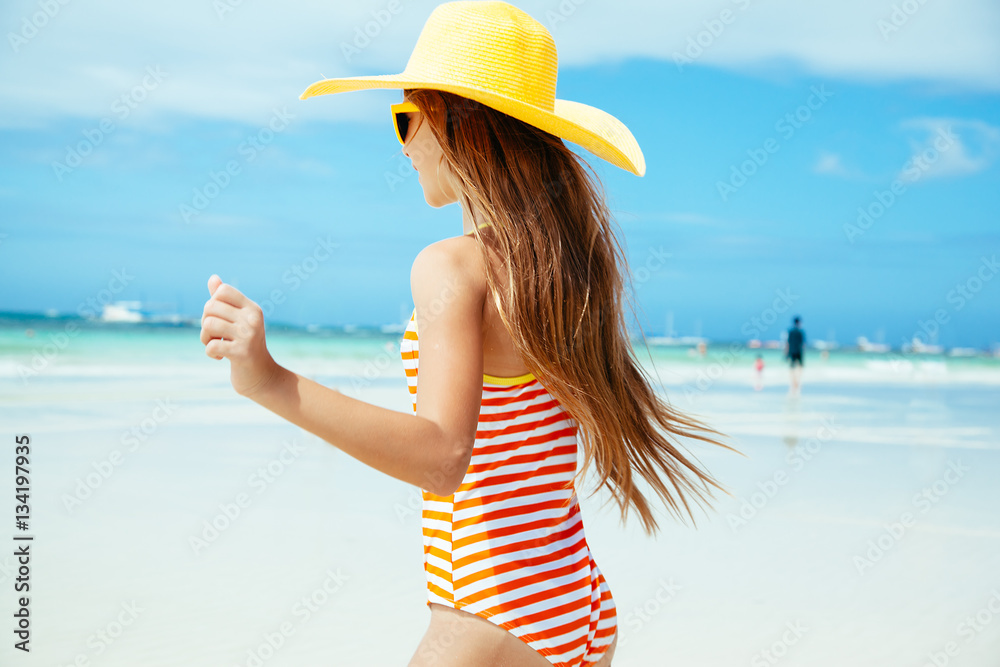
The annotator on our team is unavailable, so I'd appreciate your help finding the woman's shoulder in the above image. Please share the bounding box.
[410,234,487,302]
[412,233,482,270]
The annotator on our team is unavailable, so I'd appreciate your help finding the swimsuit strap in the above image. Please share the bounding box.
[463,221,492,236]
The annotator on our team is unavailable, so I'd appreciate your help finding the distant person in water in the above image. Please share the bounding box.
[785,316,805,395]
[754,354,764,391]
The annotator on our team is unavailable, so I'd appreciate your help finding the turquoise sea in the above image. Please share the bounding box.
[3,313,998,389]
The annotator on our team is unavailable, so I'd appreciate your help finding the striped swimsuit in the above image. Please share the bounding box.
[399,307,617,667]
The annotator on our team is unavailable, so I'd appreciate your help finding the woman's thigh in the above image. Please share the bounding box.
[407,603,550,667]
[591,631,617,667]
[408,603,619,667]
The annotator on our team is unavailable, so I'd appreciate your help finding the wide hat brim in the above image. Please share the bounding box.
[299,74,646,178]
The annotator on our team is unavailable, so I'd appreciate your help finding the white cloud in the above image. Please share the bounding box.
[897,118,1000,182]
[813,152,852,177]
[558,0,1000,91]
[0,0,998,127]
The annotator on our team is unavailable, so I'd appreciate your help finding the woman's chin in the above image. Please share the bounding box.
[424,191,450,208]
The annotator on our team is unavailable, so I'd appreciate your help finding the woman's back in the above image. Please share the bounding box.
[457,227,534,379]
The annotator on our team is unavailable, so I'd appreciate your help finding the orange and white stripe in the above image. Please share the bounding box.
[400,308,617,667]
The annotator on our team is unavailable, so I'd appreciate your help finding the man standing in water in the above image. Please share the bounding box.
[785,316,806,396]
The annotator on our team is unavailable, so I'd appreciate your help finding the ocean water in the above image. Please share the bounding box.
[1,317,999,666]
[2,315,998,390]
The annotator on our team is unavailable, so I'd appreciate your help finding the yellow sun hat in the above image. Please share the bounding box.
[299,0,645,177]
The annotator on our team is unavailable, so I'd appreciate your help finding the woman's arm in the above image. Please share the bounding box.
[242,366,464,496]
[199,238,487,496]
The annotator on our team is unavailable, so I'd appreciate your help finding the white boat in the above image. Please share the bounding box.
[856,336,890,353]
[647,335,708,347]
[100,301,144,323]
[902,336,943,355]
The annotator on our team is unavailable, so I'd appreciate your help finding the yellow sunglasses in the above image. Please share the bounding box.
[391,101,420,145]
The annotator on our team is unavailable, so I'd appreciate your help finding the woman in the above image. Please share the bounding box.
[200,2,739,665]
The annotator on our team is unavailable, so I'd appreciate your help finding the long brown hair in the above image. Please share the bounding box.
[404,88,744,535]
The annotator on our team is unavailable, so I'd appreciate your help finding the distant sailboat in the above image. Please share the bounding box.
[648,311,707,346]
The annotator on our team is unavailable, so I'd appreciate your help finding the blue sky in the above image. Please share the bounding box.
[1,0,999,348]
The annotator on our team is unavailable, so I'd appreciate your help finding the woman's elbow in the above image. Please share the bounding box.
[425,447,471,497]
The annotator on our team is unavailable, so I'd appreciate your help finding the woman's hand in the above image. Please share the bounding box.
[200,274,279,398]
